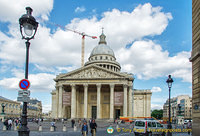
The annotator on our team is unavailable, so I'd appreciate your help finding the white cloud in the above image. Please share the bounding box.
[42,104,51,113]
[117,40,191,82]
[0,69,55,92]
[75,6,86,13]
[0,2,191,83]
[151,104,163,110]
[151,87,162,92]
[0,3,172,67]
[0,0,53,23]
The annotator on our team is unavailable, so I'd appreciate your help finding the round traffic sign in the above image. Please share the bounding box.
[19,79,30,90]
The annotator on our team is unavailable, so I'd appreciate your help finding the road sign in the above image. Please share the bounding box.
[17,96,30,102]
[19,79,30,90]
[18,90,30,97]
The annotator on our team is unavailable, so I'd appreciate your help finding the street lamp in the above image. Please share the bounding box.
[18,7,38,136]
[166,75,173,136]
[1,103,5,115]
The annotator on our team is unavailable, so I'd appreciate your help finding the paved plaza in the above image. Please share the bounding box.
[0,121,192,136]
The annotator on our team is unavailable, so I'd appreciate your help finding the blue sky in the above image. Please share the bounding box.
[0,0,192,113]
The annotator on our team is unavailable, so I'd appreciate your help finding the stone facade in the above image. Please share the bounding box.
[0,96,20,119]
[163,95,192,124]
[191,0,200,135]
[51,32,152,119]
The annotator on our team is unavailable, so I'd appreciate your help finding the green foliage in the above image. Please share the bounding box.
[151,109,163,119]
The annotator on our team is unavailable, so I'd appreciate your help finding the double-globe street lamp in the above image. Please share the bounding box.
[166,75,173,136]
[18,7,38,136]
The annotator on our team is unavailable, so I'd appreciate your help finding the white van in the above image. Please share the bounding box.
[134,120,165,136]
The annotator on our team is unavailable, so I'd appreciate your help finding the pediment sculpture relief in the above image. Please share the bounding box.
[69,68,120,78]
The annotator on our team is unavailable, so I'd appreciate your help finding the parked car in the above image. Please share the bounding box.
[134,120,165,136]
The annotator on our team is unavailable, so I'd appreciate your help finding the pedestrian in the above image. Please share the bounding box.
[78,119,82,127]
[4,119,8,130]
[15,119,19,126]
[81,122,88,136]
[83,118,87,123]
[90,119,97,136]
[51,119,56,131]
[62,118,64,124]
[187,120,192,135]
[71,119,75,128]
[8,118,12,130]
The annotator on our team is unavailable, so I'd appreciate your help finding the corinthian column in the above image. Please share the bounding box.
[110,84,114,119]
[58,85,63,118]
[123,84,128,117]
[128,84,133,117]
[97,84,101,119]
[84,84,88,118]
[71,84,76,119]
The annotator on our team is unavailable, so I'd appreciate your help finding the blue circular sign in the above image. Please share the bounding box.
[19,79,30,90]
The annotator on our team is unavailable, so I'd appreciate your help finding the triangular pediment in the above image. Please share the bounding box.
[57,64,128,80]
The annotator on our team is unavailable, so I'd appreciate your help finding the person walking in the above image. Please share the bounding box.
[4,119,8,130]
[90,119,97,136]
[71,119,75,128]
[187,120,192,135]
[8,118,12,130]
[81,122,88,136]
[51,119,56,131]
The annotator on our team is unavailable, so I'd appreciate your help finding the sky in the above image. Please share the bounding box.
[0,0,192,113]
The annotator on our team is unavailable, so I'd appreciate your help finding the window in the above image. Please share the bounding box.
[152,122,156,127]
[156,122,163,127]
[106,56,108,59]
[95,57,97,60]
[148,122,152,127]
[100,56,102,60]
[135,121,145,127]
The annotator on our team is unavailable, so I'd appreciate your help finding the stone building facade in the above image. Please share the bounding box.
[51,32,152,119]
[0,96,42,120]
[0,96,20,119]
[191,0,200,135]
[163,95,192,124]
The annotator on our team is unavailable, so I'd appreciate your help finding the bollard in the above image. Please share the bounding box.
[14,125,17,131]
[116,124,119,129]
[39,125,42,131]
[3,125,6,131]
[50,126,54,132]
[63,125,67,131]
[74,125,77,131]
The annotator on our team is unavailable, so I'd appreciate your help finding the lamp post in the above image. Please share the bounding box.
[18,7,38,136]
[1,103,5,115]
[166,75,173,136]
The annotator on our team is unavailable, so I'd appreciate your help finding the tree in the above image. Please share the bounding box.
[151,109,163,119]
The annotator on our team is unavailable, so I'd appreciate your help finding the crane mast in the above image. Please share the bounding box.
[54,23,97,67]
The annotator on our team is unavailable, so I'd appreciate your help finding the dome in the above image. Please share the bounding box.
[90,44,115,57]
[85,31,121,72]
[90,32,115,57]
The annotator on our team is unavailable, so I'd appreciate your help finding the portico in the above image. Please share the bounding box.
[51,32,152,120]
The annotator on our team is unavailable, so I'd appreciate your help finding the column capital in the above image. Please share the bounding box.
[123,84,128,88]
[70,84,76,88]
[128,83,133,88]
[96,83,101,88]
[56,85,63,88]
[109,84,115,88]
[83,84,88,88]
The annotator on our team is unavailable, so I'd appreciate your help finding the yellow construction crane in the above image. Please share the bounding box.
[53,23,97,67]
